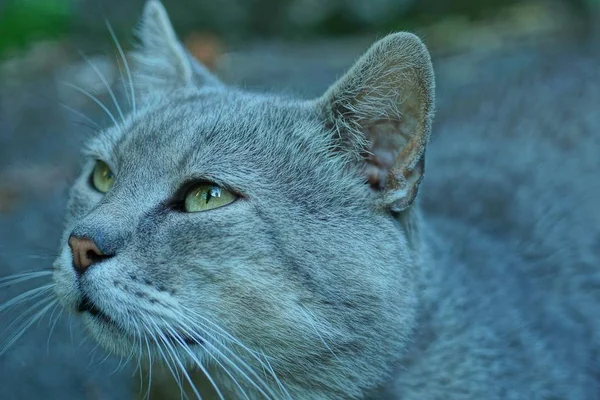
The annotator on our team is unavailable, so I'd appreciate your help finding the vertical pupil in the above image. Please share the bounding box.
[206,186,221,204]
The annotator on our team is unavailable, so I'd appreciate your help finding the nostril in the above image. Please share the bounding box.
[86,249,109,264]
[69,234,114,274]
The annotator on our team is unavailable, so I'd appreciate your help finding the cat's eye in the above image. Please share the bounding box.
[91,160,115,193]
[184,184,236,212]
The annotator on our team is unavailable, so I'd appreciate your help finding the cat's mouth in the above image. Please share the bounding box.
[77,296,202,346]
[78,295,114,325]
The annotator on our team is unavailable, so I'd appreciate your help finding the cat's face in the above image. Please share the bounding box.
[52,1,434,397]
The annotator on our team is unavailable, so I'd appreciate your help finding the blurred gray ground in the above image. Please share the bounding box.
[0,2,599,399]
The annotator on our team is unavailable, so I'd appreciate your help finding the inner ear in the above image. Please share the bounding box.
[319,32,435,212]
[362,120,410,191]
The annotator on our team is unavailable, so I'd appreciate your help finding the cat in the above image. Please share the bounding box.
[4,0,600,399]
[52,1,433,398]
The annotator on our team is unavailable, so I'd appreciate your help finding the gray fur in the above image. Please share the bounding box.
[50,1,600,399]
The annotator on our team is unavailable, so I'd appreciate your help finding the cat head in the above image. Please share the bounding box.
[52,1,435,397]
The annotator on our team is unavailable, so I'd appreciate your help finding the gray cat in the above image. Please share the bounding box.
[5,0,600,399]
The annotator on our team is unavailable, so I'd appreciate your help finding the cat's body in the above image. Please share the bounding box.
[6,1,599,399]
[397,50,600,399]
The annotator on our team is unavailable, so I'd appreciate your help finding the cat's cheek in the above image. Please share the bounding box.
[65,175,106,222]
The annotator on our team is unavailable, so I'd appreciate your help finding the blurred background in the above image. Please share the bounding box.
[1,0,600,399]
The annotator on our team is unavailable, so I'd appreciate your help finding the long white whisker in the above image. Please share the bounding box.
[118,317,139,373]
[147,319,197,400]
[143,319,187,400]
[0,284,54,312]
[173,322,250,400]
[299,305,341,362]
[1,292,55,339]
[180,307,289,398]
[176,312,280,400]
[106,19,136,115]
[109,312,137,375]
[113,54,130,107]
[182,306,291,398]
[0,300,57,355]
[68,314,74,344]
[46,303,63,353]
[61,81,121,129]
[143,335,153,400]
[260,350,290,399]
[207,348,250,400]
[182,307,262,358]
[112,348,128,375]
[162,323,225,400]
[59,102,103,131]
[78,51,125,124]
[22,255,56,260]
[136,335,146,398]
[88,342,102,368]
[0,271,53,288]
[97,346,113,366]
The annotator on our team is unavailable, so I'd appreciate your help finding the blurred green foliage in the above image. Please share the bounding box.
[0,0,72,55]
[0,0,596,56]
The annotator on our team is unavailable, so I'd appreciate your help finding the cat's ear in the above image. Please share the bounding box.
[317,32,435,212]
[131,0,222,92]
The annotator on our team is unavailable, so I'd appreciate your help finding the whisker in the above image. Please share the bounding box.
[143,335,153,400]
[97,346,113,366]
[46,302,63,354]
[77,50,126,125]
[59,102,103,131]
[106,19,136,115]
[69,314,74,344]
[22,255,58,260]
[180,307,288,398]
[88,342,102,368]
[116,315,139,375]
[260,350,290,399]
[0,300,57,355]
[173,321,250,400]
[60,81,121,130]
[206,346,250,400]
[0,284,54,312]
[176,313,280,400]
[113,54,131,109]
[162,323,224,400]
[112,348,128,375]
[1,292,55,340]
[299,304,341,362]
[182,307,262,358]
[141,319,187,399]
[140,318,183,397]
[0,271,53,288]
[136,335,147,398]
[146,319,197,400]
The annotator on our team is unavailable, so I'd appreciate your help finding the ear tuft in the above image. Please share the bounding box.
[318,32,435,212]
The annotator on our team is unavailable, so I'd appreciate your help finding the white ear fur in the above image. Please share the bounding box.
[132,0,222,92]
[318,32,435,212]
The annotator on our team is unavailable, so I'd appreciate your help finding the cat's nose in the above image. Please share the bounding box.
[68,235,113,274]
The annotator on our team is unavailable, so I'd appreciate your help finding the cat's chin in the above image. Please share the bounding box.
[81,312,205,362]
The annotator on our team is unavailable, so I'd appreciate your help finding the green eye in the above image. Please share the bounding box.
[184,184,236,212]
[92,160,115,193]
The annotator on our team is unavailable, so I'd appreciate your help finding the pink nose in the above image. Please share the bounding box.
[68,235,105,274]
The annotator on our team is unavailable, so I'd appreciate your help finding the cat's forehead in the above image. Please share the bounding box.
[86,89,320,175]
